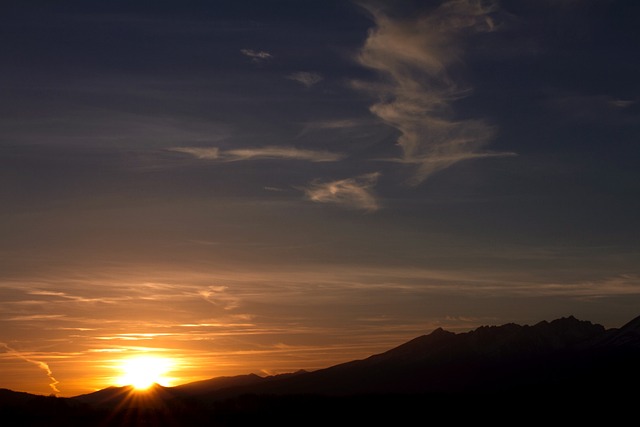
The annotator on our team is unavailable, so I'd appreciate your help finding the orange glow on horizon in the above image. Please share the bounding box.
[115,356,175,390]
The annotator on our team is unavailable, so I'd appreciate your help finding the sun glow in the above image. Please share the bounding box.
[116,356,174,390]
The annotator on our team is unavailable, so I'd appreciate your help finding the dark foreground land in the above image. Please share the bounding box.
[3,314,640,426]
[2,391,637,427]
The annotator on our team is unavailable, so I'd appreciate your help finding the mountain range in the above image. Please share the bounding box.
[3,314,639,426]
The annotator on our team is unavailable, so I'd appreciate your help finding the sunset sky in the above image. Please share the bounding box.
[1,0,639,397]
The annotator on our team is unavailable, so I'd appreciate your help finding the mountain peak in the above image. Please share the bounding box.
[593,314,640,348]
[619,314,640,332]
[429,327,453,336]
[549,315,578,324]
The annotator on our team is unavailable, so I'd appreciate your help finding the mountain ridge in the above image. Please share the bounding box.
[2,313,640,425]
[2,314,639,425]
[71,313,638,401]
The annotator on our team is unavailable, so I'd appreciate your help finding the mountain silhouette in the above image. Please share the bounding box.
[171,314,629,398]
[2,314,639,426]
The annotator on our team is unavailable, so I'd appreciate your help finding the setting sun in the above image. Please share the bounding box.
[116,356,174,390]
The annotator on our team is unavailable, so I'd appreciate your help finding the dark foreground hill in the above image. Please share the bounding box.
[2,314,640,426]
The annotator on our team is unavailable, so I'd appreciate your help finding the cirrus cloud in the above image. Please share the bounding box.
[356,0,515,184]
[169,147,220,159]
[240,48,273,62]
[287,71,324,87]
[304,172,381,212]
[171,146,345,162]
[224,146,343,162]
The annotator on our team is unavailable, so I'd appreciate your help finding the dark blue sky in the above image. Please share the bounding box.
[1,0,639,396]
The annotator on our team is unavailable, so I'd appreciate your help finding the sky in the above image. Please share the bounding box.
[1,0,639,397]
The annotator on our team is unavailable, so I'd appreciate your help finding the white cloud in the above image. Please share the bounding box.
[171,146,344,162]
[240,48,274,62]
[287,71,324,87]
[356,0,514,184]
[304,172,381,212]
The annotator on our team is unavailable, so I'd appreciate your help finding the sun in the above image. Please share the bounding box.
[116,356,174,390]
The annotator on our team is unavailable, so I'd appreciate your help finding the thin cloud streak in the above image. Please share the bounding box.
[550,94,639,124]
[296,118,373,137]
[199,285,241,311]
[0,343,60,394]
[304,172,381,212]
[240,48,273,62]
[287,71,324,87]
[170,147,220,159]
[305,119,364,130]
[225,146,344,162]
[5,314,67,321]
[356,0,514,183]
[171,146,345,162]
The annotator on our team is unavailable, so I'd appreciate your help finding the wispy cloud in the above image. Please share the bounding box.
[304,172,381,212]
[550,94,638,123]
[5,314,67,321]
[225,146,343,162]
[304,119,363,130]
[0,343,60,394]
[198,285,241,311]
[170,146,345,162]
[297,119,370,136]
[240,48,273,62]
[356,0,515,184]
[287,71,323,87]
[609,99,635,108]
[170,147,220,159]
